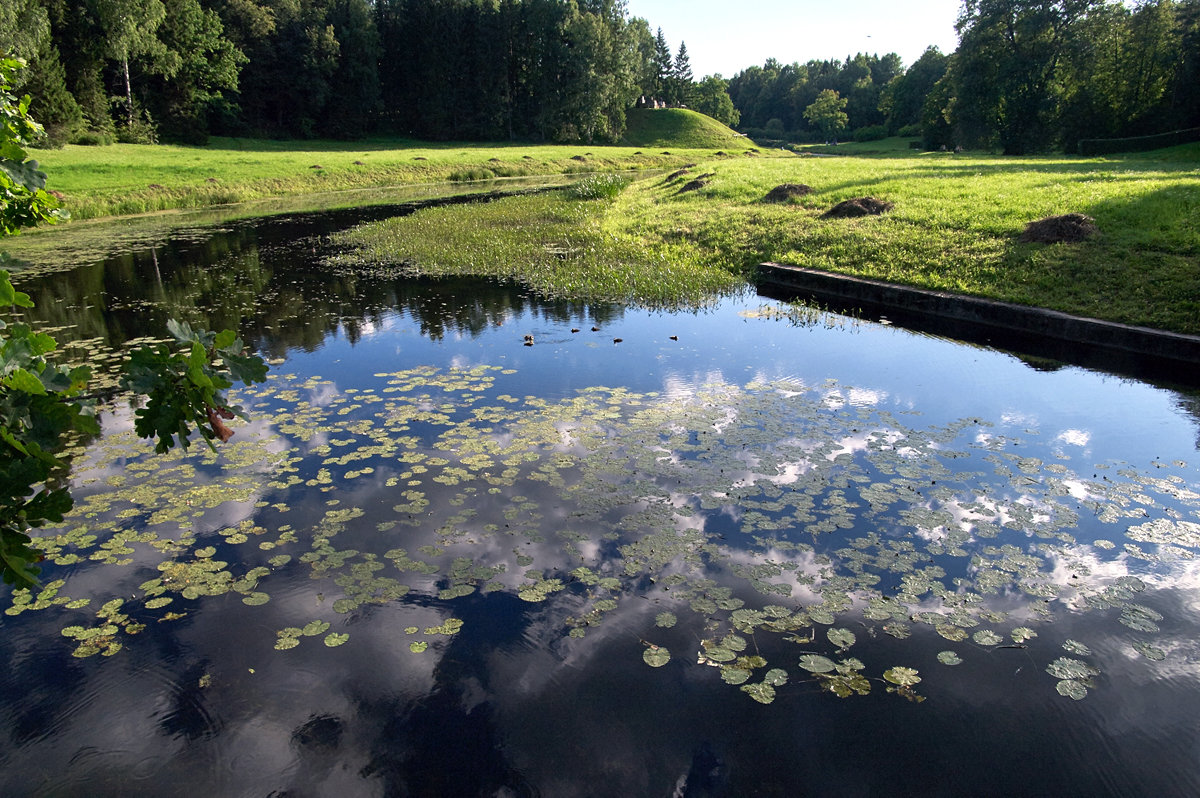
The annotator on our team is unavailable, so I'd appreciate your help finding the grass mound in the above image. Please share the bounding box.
[1019,213,1098,243]
[678,173,716,193]
[763,183,813,203]
[622,109,746,150]
[822,197,893,218]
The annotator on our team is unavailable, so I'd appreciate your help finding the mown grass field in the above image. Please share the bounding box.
[20,114,1200,335]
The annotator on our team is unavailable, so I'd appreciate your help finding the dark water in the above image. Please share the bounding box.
[2,199,1200,797]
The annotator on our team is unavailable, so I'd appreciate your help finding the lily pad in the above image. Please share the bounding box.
[1046,657,1100,680]
[655,612,677,628]
[721,667,752,685]
[799,654,837,673]
[643,645,670,668]
[741,682,777,704]
[1062,639,1092,656]
[1056,679,1088,700]
[972,630,1003,646]
[935,623,968,642]
[1011,627,1037,643]
[1133,641,1166,661]
[763,668,788,687]
[883,667,921,687]
[827,627,856,650]
[324,632,349,647]
[936,650,963,666]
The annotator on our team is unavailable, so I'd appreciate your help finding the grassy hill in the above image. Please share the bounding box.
[621,108,748,150]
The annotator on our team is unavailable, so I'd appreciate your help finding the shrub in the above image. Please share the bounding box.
[116,112,158,145]
[70,129,115,146]
[853,125,888,142]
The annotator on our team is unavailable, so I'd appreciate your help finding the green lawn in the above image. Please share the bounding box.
[604,147,1200,334]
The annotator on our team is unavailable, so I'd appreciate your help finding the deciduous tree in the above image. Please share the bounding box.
[803,88,848,141]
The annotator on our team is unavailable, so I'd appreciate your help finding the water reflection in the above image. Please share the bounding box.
[1,208,1200,796]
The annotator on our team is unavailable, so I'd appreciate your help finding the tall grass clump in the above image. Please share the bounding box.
[565,173,631,200]
[328,191,742,308]
[449,167,497,182]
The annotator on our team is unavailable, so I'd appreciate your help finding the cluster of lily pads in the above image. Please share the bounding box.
[9,361,1197,705]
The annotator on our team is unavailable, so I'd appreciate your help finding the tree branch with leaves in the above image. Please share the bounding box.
[0,57,268,590]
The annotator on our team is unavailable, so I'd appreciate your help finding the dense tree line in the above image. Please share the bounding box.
[943,0,1200,153]
[5,0,1199,152]
[0,0,712,144]
[728,0,1200,153]
[728,53,908,142]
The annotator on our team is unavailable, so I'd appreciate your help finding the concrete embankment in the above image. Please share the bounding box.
[757,262,1200,386]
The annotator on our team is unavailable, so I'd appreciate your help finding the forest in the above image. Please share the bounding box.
[731,0,1200,154]
[2,0,1200,153]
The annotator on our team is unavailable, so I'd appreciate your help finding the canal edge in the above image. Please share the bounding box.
[757,261,1200,375]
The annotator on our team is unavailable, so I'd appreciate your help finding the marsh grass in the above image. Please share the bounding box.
[329,189,741,308]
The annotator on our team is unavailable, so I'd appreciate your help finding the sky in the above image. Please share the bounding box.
[625,0,963,78]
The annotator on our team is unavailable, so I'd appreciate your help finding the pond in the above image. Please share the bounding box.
[3,192,1200,797]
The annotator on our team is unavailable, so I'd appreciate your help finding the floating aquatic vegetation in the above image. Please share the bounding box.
[1132,641,1166,661]
[17,363,1199,706]
[1056,679,1089,700]
[827,628,856,650]
[643,645,670,668]
[1063,639,1092,656]
[973,630,1003,646]
[799,655,838,674]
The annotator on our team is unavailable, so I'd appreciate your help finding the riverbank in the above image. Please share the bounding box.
[26,110,749,221]
[27,138,713,220]
[23,135,1200,336]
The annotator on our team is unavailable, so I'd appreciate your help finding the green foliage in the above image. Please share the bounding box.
[728,53,901,138]
[804,89,849,141]
[691,76,740,128]
[0,268,267,589]
[121,319,268,453]
[852,124,888,142]
[952,0,1106,153]
[0,57,66,235]
[0,271,93,587]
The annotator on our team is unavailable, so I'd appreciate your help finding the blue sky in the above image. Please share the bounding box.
[625,0,963,78]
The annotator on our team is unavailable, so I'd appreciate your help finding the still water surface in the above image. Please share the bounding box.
[2,197,1199,796]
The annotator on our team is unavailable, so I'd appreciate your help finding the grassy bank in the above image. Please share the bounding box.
[22,130,1200,335]
[26,111,748,221]
[26,136,741,221]
[607,147,1200,335]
